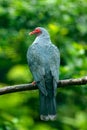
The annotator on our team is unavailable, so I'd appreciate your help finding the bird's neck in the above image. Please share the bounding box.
[33,35,51,44]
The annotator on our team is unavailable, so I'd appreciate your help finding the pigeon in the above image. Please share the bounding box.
[27,27,60,121]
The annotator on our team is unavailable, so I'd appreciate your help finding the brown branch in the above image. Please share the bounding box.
[0,76,87,95]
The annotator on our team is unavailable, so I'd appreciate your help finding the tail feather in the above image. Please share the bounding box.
[39,73,57,121]
[39,91,57,121]
[47,96,56,115]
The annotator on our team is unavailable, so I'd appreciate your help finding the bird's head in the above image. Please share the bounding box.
[29,27,50,38]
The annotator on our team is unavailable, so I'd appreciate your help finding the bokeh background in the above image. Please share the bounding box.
[0,0,87,130]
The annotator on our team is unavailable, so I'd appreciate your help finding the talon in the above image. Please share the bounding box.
[32,81,36,86]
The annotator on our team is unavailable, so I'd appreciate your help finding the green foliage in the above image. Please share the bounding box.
[0,0,87,129]
[7,65,33,83]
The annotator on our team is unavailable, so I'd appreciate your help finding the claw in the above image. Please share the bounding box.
[32,81,36,86]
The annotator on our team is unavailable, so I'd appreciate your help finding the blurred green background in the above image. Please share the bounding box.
[0,0,87,129]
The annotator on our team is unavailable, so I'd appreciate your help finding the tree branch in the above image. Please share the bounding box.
[0,76,87,95]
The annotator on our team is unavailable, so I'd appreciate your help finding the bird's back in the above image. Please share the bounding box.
[33,42,59,68]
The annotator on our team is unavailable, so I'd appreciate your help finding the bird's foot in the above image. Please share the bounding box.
[40,115,49,121]
[31,81,36,86]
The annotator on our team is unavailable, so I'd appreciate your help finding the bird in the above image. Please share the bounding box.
[27,27,60,121]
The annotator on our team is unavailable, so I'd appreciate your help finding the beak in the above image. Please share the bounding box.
[29,30,36,35]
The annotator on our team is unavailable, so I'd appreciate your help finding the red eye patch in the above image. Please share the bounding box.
[35,28,41,33]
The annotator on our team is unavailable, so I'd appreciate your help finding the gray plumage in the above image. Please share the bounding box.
[27,27,60,121]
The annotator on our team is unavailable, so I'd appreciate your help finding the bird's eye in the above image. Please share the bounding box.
[35,29,41,33]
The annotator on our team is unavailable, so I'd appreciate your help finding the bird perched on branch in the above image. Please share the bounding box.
[27,27,60,121]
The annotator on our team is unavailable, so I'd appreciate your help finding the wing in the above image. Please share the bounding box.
[27,45,47,95]
[48,44,60,94]
[49,44,60,83]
